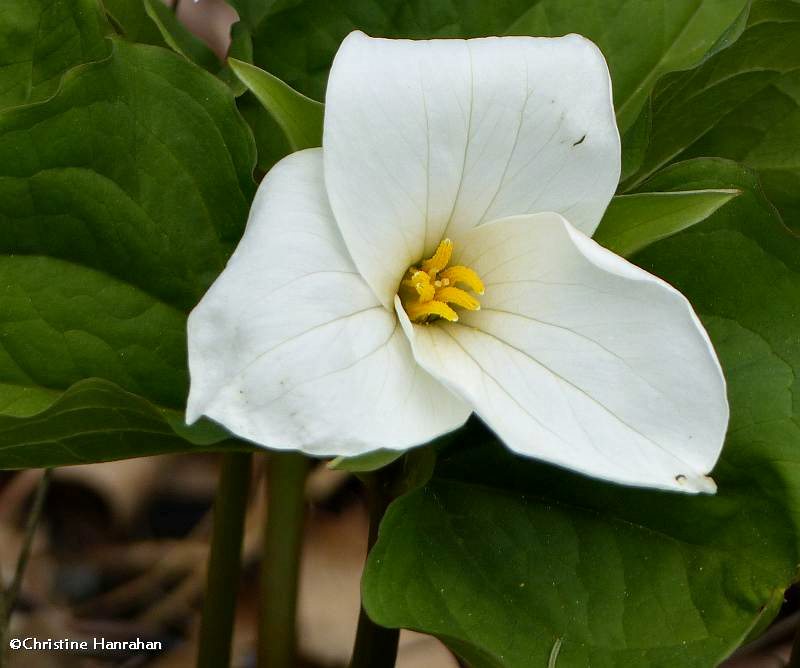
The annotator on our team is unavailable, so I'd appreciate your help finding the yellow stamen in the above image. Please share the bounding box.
[439,265,485,295]
[399,239,484,324]
[416,282,435,302]
[421,238,453,276]
[433,286,480,311]
[403,270,435,302]
[404,300,459,322]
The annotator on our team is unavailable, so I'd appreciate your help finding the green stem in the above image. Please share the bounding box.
[349,474,400,668]
[196,453,252,668]
[258,452,310,668]
[0,468,53,668]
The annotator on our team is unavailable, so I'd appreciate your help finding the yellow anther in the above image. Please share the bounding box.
[421,238,453,276]
[399,240,484,324]
[434,286,480,311]
[404,300,459,322]
[403,270,435,302]
[439,265,485,295]
[416,281,435,302]
[406,270,428,287]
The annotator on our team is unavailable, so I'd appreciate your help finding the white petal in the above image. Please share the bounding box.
[324,31,620,306]
[187,149,470,456]
[398,213,728,493]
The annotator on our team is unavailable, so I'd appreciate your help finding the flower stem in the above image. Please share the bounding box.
[0,468,53,668]
[349,473,400,668]
[258,452,310,668]
[196,453,252,668]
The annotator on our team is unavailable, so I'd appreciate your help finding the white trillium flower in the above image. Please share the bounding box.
[187,31,729,493]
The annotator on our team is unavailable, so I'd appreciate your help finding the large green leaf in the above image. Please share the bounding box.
[0,379,239,470]
[628,0,800,229]
[250,0,750,131]
[0,0,110,111]
[102,0,166,46]
[594,188,740,257]
[0,38,256,467]
[363,159,800,666]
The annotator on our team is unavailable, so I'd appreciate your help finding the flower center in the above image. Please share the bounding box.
[399,238,485,323]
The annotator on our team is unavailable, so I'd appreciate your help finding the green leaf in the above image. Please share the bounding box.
[739,586,787,647]
[0,378,246,470]
[143,0,221,72]
[0,0,111,111]
[329,449,404,473]
[229,21,254,64]
[363,159,800,666]
[251,0,750,131]
[217,21,255,95]
[619,101,652,185]
[102,0,166,46]
[238,92,292,173]
[628,0,800,229]
[594,188,740,257]
[329,426,467,475]
[0,255,188,414]
[192,20,293,163]
[0,38,256,467]
[229,59,323,151]
[224,0,277,31]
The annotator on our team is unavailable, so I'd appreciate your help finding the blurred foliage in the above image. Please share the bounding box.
[627,0,800,230]
[247,0,750,132]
